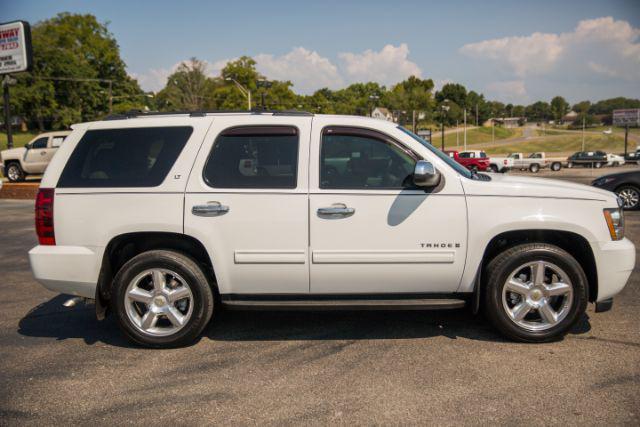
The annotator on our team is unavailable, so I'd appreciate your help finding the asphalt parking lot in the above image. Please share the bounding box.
[1,168,639,425]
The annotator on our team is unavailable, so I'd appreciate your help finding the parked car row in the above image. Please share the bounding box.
[444,149,631,174]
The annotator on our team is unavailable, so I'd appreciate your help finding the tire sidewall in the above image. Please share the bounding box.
[486,245,588,342]
[112,250,214,348]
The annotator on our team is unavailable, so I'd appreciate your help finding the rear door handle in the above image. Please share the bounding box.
[317,203,355,218]
[192,202,229,216]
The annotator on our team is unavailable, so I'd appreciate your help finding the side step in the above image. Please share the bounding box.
[222,298,466,311]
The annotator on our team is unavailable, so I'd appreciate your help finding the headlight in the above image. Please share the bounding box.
[603,208,625,240]
[592,177,616,186]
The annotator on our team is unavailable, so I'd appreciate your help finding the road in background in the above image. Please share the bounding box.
[0,170,639,424]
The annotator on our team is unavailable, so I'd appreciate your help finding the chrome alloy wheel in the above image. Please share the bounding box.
[7,164,20,181]
[618,188,640,209]
[124,268,194,337]
[502,261,573,331]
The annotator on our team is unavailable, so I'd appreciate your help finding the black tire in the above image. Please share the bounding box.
[550,162,561,171]
[484,243,588,343]
[112,250,214,348]
[489,164,499,173]
[612,161,619,167]
[615,185,640,210]
[567,162,574,169]
[529,163,540,173]
[5,162,25,182]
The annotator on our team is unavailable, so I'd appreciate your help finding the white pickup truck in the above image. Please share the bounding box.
[460,150,513,173]
[509,152,564,173]
[29,111,634,347]
[0,131,71,182]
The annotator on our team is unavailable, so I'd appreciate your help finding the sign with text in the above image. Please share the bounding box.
[613,109,640,127]
[0,21,32,75]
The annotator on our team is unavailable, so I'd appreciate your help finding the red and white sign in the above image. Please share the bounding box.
[0,21,32,75]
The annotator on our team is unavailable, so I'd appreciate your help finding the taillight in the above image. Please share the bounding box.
[35,188,55,245]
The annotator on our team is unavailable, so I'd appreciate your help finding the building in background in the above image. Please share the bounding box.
[371,107,394,122]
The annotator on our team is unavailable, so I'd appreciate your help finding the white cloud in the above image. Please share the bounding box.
[486,80,527,103]
[460,33,563,77]
[338,43,422,86]
[460,16,640,82]
[254,47,343,94]
[133,44,423,94]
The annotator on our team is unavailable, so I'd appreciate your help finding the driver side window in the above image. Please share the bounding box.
[320,127,416,189]
[31,137,49,149]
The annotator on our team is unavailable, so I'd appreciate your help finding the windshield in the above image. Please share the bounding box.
[398,127,472,179]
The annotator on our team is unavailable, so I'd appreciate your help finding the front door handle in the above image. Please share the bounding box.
[317,203,355,218]
[192,202,229,217]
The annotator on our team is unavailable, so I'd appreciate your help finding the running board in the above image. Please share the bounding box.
[222,298,466,311]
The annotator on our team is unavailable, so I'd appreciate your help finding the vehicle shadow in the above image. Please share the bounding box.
[18,294,593,347]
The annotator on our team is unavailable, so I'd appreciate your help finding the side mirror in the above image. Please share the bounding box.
[413,160,441,188]
[25,143,32,150]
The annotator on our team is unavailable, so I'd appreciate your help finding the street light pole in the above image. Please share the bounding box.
[226,77,251,110]
[3,75,14,149]
[440,101,450,151]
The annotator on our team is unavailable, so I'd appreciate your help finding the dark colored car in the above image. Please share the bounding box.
[592,170,640,210]
[567,151,607,168]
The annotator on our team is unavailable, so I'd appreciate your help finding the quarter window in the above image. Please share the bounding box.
[58,127,192,188]
[320,127,416,189]
[203,126,299,189]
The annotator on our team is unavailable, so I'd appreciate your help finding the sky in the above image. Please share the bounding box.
[3,0,640,105]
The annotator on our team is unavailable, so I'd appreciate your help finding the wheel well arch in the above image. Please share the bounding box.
[96,232,217,312]
[479,229,598,302]
[614,183,640,193]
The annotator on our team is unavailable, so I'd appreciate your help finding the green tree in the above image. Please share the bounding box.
[525,101,552,121]
[435,83,467,107]
[155,58,219,110]
[550,96,569,121]
[10,13,143,129]
[572,100,591,114]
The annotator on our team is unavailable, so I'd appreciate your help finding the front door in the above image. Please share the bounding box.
[308,119,467,294]
[184,116,312,296]
[23,136,50,173]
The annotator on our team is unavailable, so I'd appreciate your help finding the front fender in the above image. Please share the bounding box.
[458,196,606,292]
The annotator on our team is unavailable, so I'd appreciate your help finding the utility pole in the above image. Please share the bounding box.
[456,119,459,150]
[475,103,479,126]
[412,110,416,133]
[581,115,586,151]
[2,75,14,149]
[624,125,629,157]
[108,80,113,114]
[463,109,467,151]
[492,119,495,143]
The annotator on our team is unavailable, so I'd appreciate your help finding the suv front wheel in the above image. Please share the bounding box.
[113,250,214,348]
[484,243,588,342]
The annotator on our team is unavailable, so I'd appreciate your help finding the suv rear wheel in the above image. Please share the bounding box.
[5,162,25,182]
[112,250,214,348]
[484,243,587,342]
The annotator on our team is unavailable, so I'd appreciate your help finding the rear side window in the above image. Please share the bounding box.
[203,126,299,189]
[58,127,192,188]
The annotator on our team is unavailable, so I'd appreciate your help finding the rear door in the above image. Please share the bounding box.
[184,115,311,296]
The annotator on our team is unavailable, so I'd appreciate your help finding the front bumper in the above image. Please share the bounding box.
[29,245,104,299]
[591,237,635,302]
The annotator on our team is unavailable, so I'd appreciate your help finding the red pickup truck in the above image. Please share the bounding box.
[444,150,490,172]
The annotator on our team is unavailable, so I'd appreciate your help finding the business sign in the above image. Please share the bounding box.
[0,21,32,75]
[613,109,640,126]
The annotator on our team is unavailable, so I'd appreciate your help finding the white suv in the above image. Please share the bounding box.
[29,111,635,347]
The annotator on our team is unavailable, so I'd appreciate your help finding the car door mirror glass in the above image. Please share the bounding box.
[413,160,440,187]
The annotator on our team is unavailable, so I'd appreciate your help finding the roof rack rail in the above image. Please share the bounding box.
[103,109,314,120]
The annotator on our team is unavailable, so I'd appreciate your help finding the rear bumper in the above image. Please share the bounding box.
[591,238,635,302]
[29,245,103,298]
